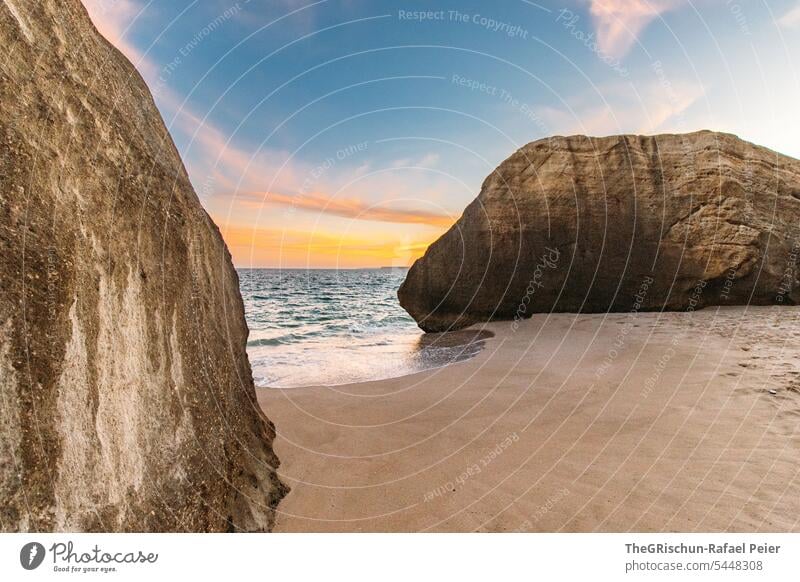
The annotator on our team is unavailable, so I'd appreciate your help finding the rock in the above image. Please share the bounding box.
[0,1,286,531]
[399,132,800,332]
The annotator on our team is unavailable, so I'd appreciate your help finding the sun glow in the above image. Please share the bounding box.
[218,222,447,269]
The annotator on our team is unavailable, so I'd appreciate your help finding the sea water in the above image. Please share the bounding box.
[239,268,489,388]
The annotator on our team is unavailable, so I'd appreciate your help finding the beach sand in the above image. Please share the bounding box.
[258,306,800,532]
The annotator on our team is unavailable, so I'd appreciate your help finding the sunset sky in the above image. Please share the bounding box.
[82,0,800,268]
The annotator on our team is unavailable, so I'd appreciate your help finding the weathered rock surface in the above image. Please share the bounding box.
[399,132,800,332]
[0,0,286,531]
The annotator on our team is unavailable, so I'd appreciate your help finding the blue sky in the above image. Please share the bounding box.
[83,0,800,267]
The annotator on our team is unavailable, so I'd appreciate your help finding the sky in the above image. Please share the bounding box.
[82,0,800,268]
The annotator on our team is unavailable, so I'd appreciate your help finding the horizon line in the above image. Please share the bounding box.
[235,266,411,270]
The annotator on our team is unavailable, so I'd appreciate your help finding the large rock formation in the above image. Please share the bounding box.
[399,132,800,332]
[0,1,286,531]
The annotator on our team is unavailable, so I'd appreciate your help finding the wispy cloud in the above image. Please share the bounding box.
[82,0,292,202]
[536,78,705,136]
[237,191,454,227]
[779,3,800,28]
[635,80,705,133]
[81,1,259,192]
[173,110,454,228]
[168,105,303,198]
[587,0,686,58]
[389,153,441,169]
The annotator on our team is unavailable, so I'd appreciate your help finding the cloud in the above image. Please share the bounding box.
[389,153,440,169]
[70,9,304,209]
[536,78,705,136]
[635,80,705,133]
[168,105,303,196]
[166,106,457,230]
[79,0,457,266]
[80,2,283,195]
[81,0,159,80]
[587,0,686,58]
[779,3,800,28]
[168,106,457,228]
[235,191,454,227]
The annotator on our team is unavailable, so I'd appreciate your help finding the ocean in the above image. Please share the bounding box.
[239,268,488,388]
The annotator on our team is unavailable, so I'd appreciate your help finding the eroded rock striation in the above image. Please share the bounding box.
[0,1,286,531]
[399,132,800,332]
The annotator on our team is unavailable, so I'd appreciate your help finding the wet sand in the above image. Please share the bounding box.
[258,307,800,532]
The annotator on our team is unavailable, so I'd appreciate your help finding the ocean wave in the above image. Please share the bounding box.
[240,268,488,387]
[247,337,286,347]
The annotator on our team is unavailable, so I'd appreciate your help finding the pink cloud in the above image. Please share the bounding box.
[81,0,159,79]
[535,78,705,136]
[236,191,454,227]
[588,0,685,58]
[779,3,800,28]
[79,0,458,230]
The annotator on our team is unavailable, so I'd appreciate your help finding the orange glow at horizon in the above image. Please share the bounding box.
[217,222,450,269]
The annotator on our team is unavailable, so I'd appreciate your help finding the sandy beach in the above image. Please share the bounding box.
[259,306,800,532]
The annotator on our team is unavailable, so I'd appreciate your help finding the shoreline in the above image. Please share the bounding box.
[257,328,495,390]
[259,306,800,532]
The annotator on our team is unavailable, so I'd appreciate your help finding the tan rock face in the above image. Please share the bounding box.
[0,0,286,531]
[399,132,800,332]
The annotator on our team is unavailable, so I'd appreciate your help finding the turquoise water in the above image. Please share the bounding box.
[239,268,488,388]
